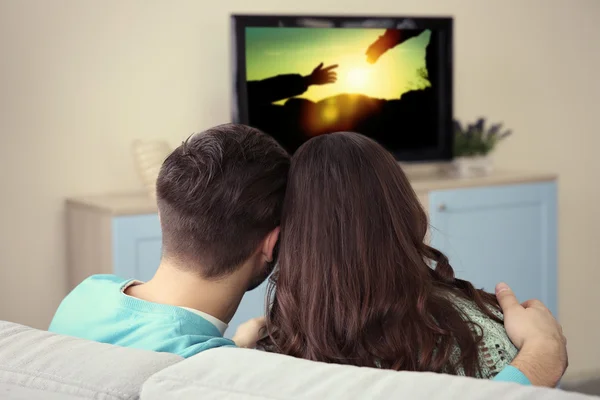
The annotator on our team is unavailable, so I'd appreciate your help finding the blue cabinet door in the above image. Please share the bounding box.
[428,182,557,316]
[111,213,267,339]
[112,214,163,282]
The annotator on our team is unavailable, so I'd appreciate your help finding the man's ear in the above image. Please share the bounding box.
[262,226,280,262]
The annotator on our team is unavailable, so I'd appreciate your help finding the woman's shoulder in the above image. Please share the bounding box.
[451,294,504,322]
[450,294,518,378]
[451,295,513,346]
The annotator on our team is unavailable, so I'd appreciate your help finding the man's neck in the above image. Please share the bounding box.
[125,261,249,323]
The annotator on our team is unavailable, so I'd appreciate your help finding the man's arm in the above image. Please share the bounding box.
[492,341,565,386]
[491,283,568,387]
[507,339,567,386]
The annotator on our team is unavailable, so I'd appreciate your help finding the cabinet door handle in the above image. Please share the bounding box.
[438,203,447,212]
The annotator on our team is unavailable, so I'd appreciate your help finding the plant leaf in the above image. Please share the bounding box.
[474,118,485,134]
[500,130,512,139]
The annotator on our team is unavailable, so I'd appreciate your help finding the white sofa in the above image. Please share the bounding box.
[0,321,595,399]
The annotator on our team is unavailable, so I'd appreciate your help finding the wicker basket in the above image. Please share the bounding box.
[131,140,172,199]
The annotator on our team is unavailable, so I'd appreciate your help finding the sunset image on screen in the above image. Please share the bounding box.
[246,27,430,103]
[244,27,438,154]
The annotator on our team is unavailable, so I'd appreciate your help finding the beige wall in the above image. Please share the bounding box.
[1,0,599,380]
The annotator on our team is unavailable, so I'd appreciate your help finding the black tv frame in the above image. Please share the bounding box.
[231,14,454,162]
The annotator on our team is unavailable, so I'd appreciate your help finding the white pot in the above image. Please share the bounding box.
[450,155,493,178]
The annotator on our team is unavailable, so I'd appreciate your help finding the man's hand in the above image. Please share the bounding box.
[232,316,266,349]
[305,63,338,86]
[496,282,568,387]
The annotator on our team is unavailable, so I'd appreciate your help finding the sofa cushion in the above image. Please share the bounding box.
[0,321,182,400]
[0,381,86,400]
[141,347,596,400]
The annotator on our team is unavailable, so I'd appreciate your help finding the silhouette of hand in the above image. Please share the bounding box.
[366,30,401,64]
[365,29,422,64]
[305,63,338,86]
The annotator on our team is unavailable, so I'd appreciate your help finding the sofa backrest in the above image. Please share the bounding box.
[0,321,182,400]
[0,321,597,400]
[142,347,598,400]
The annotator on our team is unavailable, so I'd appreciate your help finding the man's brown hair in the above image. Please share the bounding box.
[156,123,290,278]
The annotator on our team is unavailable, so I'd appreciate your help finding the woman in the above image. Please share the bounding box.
[259,132,517,379]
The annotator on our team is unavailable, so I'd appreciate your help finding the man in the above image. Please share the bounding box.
[49,123,567,386]
[49,124,290,355]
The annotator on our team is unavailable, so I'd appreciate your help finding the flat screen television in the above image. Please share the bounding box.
[231,15,453,161]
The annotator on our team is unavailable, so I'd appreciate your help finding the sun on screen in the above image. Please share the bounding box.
[344,67,372,92]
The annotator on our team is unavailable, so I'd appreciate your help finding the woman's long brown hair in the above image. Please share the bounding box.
[259,132,502,377]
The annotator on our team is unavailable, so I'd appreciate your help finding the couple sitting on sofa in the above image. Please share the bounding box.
[49,124,567,387]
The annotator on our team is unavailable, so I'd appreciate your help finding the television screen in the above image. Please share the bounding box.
[232,16,453,161]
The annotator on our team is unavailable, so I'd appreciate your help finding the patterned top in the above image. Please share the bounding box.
[449,296,518,379]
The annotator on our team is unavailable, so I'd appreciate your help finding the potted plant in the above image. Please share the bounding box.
[452,118,512,177]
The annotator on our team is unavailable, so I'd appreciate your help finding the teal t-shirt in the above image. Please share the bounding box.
[48,275,235,357]
[493,365,531,385]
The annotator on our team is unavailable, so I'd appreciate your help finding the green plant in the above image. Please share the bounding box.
[453,118,512,157]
